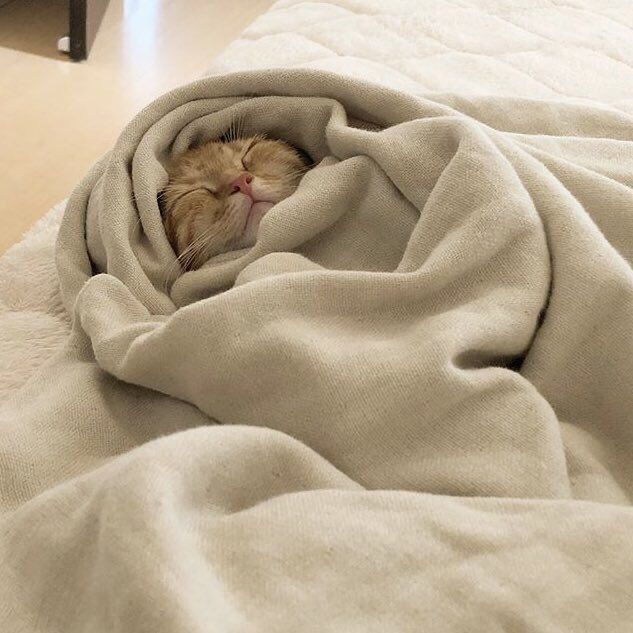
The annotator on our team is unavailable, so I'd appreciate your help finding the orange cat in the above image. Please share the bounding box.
[163,135,309,270]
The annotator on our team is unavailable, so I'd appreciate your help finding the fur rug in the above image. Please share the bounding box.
[0,202,69,403]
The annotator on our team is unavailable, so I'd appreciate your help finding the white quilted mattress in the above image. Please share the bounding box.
[212,0,633,110]
[2,0,633,401]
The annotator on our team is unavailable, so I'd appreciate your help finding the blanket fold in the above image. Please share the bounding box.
[2,69,633,631]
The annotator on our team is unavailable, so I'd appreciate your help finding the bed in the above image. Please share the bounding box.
[1,1,633,630]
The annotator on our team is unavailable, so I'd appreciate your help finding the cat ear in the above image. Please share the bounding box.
[187,133,207,150]
[293,145,314,167]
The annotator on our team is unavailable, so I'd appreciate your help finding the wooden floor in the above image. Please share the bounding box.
[0,0,275,255]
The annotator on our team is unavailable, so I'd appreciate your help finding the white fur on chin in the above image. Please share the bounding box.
[242,201,274,246]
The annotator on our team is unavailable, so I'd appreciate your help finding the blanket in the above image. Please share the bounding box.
[1,69,633,631]
[4,0,633,405]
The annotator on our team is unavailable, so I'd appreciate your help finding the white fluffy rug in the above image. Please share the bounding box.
[0,202,70,402]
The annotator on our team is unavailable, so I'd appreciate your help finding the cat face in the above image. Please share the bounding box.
[163,135,308,270]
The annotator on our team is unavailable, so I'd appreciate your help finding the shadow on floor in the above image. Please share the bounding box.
[0,0,70,60]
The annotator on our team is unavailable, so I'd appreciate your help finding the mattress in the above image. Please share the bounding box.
[212,0,633,110]
[1,0,632,398]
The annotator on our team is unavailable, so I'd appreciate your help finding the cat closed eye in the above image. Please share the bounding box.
[241,139,260,169]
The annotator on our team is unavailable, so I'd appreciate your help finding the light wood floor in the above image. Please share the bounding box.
[0,0,275,255]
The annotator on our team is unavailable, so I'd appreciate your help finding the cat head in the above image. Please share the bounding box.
[162,135,309,270]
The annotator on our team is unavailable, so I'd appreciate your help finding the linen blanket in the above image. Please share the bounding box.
[4,0,633,405]
[2,69,633,631]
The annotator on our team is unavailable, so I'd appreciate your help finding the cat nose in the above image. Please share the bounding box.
[230,172,253,195]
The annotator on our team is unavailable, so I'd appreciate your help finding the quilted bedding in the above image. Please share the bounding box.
[2,0,633,399]
[213,0,633,110]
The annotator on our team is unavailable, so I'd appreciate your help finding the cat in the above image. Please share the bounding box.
[162,134,310,271]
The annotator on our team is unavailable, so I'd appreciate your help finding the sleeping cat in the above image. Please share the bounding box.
[163,135,310,270]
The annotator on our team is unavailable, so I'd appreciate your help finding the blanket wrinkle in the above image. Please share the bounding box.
[1,68,633,631]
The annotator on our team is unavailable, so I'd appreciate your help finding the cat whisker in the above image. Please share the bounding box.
[177,225,215,268]
[277,171,310,180]
[280,164,313,176]
[236,114,247,140]
[225,112,247,143]
[180,219,227,267]
[231,116,240,141]
[270,168,311,181]
[163,223,216,288]
[273,173,310,185]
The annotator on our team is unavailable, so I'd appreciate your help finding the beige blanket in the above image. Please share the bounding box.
[2,70,633,631]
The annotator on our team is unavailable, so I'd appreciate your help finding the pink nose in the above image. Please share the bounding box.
[230,172,253,196]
